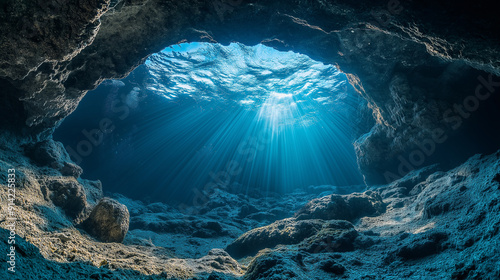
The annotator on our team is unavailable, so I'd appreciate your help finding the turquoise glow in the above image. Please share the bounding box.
[140,43,365,199]
[55,42,366,203]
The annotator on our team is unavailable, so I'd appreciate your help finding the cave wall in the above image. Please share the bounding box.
[1,0,500,185]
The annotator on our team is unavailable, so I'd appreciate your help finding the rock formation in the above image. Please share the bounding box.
[82,197,130,243]
[1,0,500,184]
[1,0,500,279]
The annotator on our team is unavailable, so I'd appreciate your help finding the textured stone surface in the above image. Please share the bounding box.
[83,197,130,243]
[1,135,500,278]
[1,1,500,278]
[24,139,83,178]
[225,218,355,258]
[294,191,385,221]
[1,0,500,185]
[44,178,87,219]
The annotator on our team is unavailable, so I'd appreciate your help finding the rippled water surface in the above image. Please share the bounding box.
[55,43,368,203]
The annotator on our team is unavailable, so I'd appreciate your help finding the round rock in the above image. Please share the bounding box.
[83,198,130,243]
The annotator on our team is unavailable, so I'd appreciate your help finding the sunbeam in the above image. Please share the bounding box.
[55,42,368,204]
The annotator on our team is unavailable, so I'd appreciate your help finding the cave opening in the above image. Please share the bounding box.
[54,42,372,205]
[4,1,500,278]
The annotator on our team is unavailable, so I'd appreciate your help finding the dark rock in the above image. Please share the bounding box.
[192,221,227,238]
[25,139,83,178]
[60,162,83,178]
[25,140,63,167]
[423,198,452,218]
[345,191,386,218]
[422,184,469,219]
[130,214,189,234]
[46,179,87,218]
[452,264,476,280]
[379,165,440,199]
[354,235,376,249]
[206,272,230,280]
[237,204,259,219]
[493,173,500,184]
[82,197,130,243]
[306,184,366,195]
[319,260,346,275]
[396,231,449,260]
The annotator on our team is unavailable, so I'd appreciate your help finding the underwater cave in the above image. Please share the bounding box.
[54,42,370,204]
[1,0,500,279]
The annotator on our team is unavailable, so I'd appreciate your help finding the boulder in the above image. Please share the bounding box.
[25,139,82,178]
[243,250,308,280]
[226,218,355,258]
[46,179,87,219]
[82,198,130,243]
[25,140,66,168]
[294,191,385,221]
[60,162,83,178]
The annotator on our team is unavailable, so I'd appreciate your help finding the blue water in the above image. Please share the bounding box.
[54,43,369,204]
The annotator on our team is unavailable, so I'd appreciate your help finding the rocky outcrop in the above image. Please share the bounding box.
[1,1,500,279]
[43,178,87,219]
[394,231,449,260]
[226,218,356,258]
[25,139,83,178]
[2,126,500,278]
[1,0,499,185]
[294,191,385,221]
[82,197,130,243]
[225,190,377,259]
[298,223,359,253]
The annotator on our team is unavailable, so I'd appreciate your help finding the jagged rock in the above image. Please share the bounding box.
[25,140,66,168]
[306,184,366,195]
[378,164,440,199]
[294,191,385,221]
[345,191,386,218]
[82,197,130,243]
[25,139,82,178]
[79,179,103,206]
[395,231,449,260]
[60,162,83,178]
[129,212,190,234]
[45,179,87,218]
